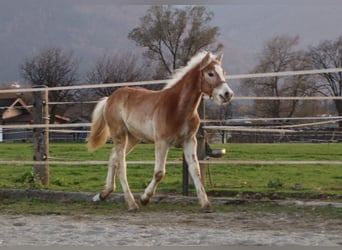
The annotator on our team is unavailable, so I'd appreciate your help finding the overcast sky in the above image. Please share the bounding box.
[1,0,341,85]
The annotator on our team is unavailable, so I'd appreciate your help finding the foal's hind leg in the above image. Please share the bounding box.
[116,134,140,211]
[93,134,138,207]
[141,141,169,206]
[92,147,118,202]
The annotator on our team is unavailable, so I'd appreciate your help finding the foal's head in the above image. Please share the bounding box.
[199,52,234,105]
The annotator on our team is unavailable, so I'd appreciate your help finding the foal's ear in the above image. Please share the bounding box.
[216,53,224,63]
[200,52,212,70]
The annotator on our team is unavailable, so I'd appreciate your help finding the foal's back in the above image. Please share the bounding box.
[104,87,167,143]
[104,86,198,146]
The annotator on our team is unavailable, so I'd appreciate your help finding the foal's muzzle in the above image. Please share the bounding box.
[213,83,234,105]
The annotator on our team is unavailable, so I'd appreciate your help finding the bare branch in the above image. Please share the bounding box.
[20,46,80,123]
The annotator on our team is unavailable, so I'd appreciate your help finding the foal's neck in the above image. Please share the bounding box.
[172,66,202,115]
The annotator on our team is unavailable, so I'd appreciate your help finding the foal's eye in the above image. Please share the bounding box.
[208,72,214,77]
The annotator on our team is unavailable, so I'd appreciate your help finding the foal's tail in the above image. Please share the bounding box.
[87,97,110,152]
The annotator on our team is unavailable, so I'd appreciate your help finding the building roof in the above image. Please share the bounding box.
[0,99,15,118]
[0,98,31,122]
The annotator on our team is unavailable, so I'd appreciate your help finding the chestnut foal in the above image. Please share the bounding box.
[87,51,234,212]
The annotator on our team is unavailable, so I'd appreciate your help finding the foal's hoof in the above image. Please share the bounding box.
[202,203,213,213]
[92,193,102,202]
[140,196,150,206]
[128,202,139,212]
[128,206,139,212]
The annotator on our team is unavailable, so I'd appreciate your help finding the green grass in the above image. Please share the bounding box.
[0,142,341,199]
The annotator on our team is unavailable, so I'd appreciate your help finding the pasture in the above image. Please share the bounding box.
[0,142,341,200]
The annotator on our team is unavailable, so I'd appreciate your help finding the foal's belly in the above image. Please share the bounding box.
[126,119,155,143]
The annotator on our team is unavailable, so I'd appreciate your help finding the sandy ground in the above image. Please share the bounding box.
[1,209,341,246]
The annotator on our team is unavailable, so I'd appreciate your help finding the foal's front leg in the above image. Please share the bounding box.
[183,137,212,212]
[140,141,169,206]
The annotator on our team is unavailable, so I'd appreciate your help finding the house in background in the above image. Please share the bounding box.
[1,82,89,142]
[0,91,32,142]
[0,92,70,142]
[1,98,32,142]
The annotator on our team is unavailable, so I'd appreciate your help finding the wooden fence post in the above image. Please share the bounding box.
[32,85,49,186]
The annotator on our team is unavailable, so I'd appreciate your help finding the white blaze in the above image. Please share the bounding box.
[214,65,226,83]
[212,65,234,104]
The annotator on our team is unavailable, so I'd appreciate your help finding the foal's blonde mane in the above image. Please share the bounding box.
[164,51,212,89]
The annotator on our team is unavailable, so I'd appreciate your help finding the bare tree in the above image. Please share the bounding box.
[307,36,342,127]
[20,47,79,123]
[128,5,222,78]
[244,35,315,118]
[86,53,153,98]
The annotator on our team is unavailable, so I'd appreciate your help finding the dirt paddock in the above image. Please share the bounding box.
[0,189,341,246]
[1,210,341,246]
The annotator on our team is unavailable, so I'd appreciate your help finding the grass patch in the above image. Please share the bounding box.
[0,142,341,199]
